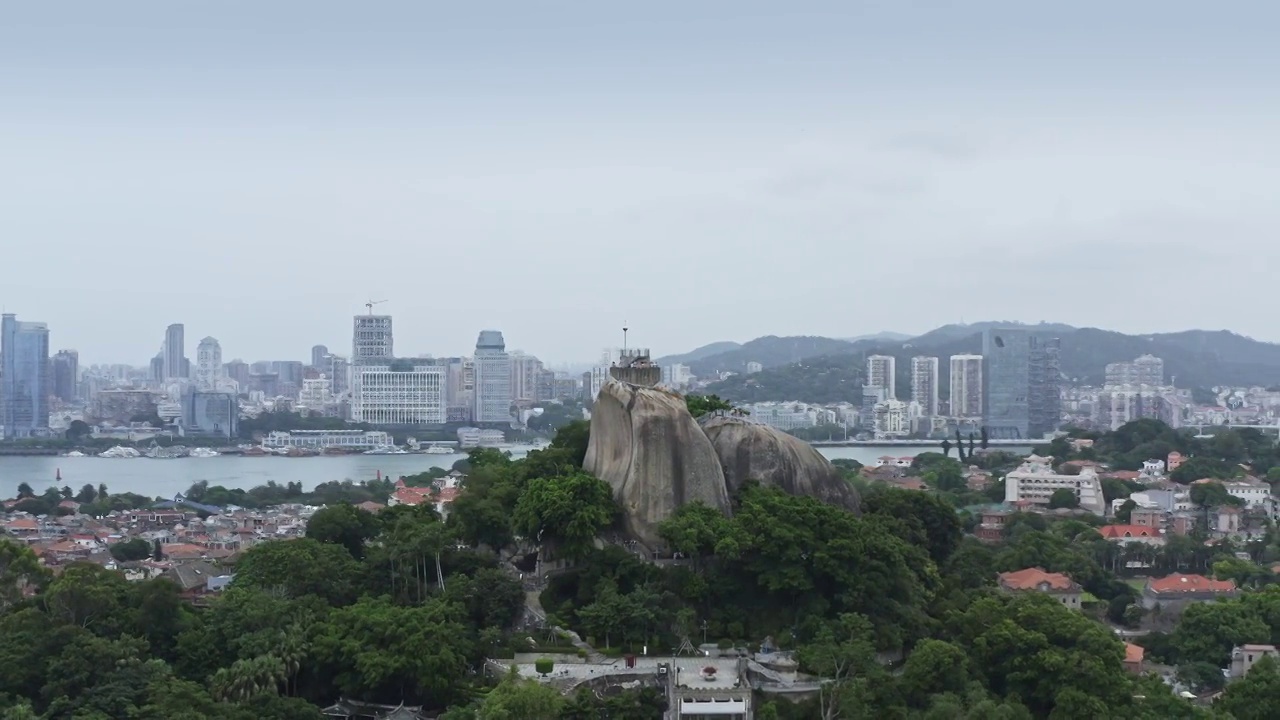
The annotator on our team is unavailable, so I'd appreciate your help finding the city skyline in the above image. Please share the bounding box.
[5,3,1280,361]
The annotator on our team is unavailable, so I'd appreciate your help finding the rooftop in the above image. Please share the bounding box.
[998,567,1079,592]
[1146,573,1237,594]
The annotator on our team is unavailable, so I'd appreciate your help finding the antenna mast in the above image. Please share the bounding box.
[622,321,628,357]
[365,298,387,315]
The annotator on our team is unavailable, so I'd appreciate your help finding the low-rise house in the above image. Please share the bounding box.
[1124,643,1145,674]
[1170,512,1197,536]
[997,567,1083,609]
[1229,644,1279,678]
[1211,506,1243,537]
[1141,573,1238,610]
[1130,508,1164,528]
[163,560,231,600]
[976,508,1010,543]
[1099,524,1165,546]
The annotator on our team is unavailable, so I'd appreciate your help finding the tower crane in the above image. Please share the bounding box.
[365,299,387,315]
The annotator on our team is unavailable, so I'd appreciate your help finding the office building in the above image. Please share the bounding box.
[162,323,186,380]
[866,355,896,399]
[223,359,250,389]
[352,315,393,365]
[982,328,1061,439]
[195,337,223,390]
[51,349,79,403]
[509,352,546,402]
[150,352,165,383]
[350,364,446,425]
[310,344,329,369]
[473,330,512,423]
[949,354,983,418]
[1004,454,1105,515]
[1105,355,1165,388]
[182,389,238,439]
[910,356,939,416]
[1,314,50,438]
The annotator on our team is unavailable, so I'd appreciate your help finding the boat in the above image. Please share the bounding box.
[145,443,186,459]
[98,446,141,458]
[189,447,220,458]
[63,451,86,458]
[424,445,455,455]
[364,446,408,455]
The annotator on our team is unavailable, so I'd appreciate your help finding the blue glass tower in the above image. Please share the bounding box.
[1,313,51,439]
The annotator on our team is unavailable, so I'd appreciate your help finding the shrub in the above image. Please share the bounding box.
[535,657,554,676]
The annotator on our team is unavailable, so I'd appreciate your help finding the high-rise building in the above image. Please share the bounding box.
[866,355,896,399]
[350,364,445,425]
[51,349,79,403]
[328,355,350,397]
[150,352,165,383]
[223,359,250,389]
[982,328,1061,440]
[910,356,939,416]
[1105,355,1165,388]
[949,354,984,418]
[182,388,238,439]
[473,330,512,423]
[163,324,186,380]
[2,314,50,438]
[196,337,224,390]
[352,315,393,365]
[310,344,329,369]
[509,352,546,402]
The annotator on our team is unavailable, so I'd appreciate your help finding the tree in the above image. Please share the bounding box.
[74,483,98,504]
[305,504,381,560]
[1047,489,1079,509]
[863,489,962,563]
[1189,481,1243,508]
[473,670,564,720]
[513,472,616,558]
[1115,498,1137,523]
[232,538,361,606]
[15,482,33,499]
[900,639,970,704]
[1217,655,1280,720]
[796,613,886,720]
[110,538,153,562]
[685,394,733,418]
[153,539,164,561]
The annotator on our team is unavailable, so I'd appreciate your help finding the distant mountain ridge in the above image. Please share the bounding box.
[695,324,1280,404]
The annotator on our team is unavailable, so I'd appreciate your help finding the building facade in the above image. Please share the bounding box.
[350,365,446,425]
[473,331,512,423]
[51,349,79,403]
[866,355,896,399]
[310,344,329,369]
[1004,454,1105,515]
[983,328,1061,439]
[195,337,223,390]
[949,354,983,418]
[163,323,186,380]
[182,390,238,439]
[352,315,393,365]
[1,314,50,438]
[910,356,939,417]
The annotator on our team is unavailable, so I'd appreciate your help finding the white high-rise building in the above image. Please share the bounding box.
[195,337,223,390]
[910,356,939,416]
[662,363,693,390]
[873,399,910,437]
[949,354,983,418]
[352,315,393,366]
[350,365,445,424]
[509,352,545,402]
[473,331,512,423]
[866,355,896,399]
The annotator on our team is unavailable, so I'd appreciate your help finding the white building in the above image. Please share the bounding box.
[1004,455,1106,515]
[949,355,983,418]
[195,337,223,391]
[350,365,446,425]
[457,426,506,448]
[866,355,896,399]
[911,356,939,417]
[297,376,335,414]
[1223,480,1272,510]
[746,361,763,374]
[263,429,392,449]
[352,315,393,365]
[662,363,693,390]
[873,399,910,438]
[473,331,513,423]
[744,402,835,430]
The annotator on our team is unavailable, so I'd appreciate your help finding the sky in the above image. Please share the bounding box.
[3,1,1279,365]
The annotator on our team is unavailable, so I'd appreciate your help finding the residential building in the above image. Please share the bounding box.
[51,349,79,403]
[866,355,896,399]
[195,337,223,391]
[1,314,50,438]
[457,426,505,448]
[873,399,910,437]
[310,344,329,369]
[910,356,939,416]
[949,354,983,418]
[1124,643,1145,675]
[297,377,335,415]
[182,390,238,439]
[1105,355,1165,387]
[1224,480,1272,509]
[473,331,512,423]
[328,355,350,397]
[1230,645,1280,679]
[223,360,250,389]
[1003,454,1106,515]
[352,315,393,365]
[746,361,763,374]
[350,364,446,425]
[262,430,392,449]
[662,363,693,390]
[997,567,1083,609]
[1098,524,1165,546]
[162,324,186,380]
[1141,573,1238,610]
[509,352,545,402]
[982,328,1061,439]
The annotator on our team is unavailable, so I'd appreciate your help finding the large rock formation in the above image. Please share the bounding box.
[584,379,731,547]
[700,414,861,513]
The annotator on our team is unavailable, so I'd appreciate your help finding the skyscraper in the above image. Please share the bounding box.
[352,315,393,365]
[223,359,250,389]
[51,349,79,403]
[196,337,224,390]
[163,324,186,380]
[910,356,939,416]
[982,329,1061,439]
[866,355,896,399]
[310,344,329,369]
[473,330,512,423]
[1,314,50,439]
[949,354,984,418]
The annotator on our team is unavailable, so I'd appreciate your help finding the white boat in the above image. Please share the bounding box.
[364,446,408,455]
[63,451,86,458]
[189,447,221,458]
[98,446,141,458]
[424,446,455,455]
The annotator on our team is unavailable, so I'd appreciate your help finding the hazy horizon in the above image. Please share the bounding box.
[5,2,1278,364]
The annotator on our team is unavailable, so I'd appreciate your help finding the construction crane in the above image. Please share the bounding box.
[365,299,387,315]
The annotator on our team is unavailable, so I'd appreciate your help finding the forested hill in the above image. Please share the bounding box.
[705,326,1280,404]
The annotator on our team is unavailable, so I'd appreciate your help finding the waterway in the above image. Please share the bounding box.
[0,445,1032,499]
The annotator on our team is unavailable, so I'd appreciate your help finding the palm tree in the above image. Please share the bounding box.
[211,654,286,702]
[276,625,309,697]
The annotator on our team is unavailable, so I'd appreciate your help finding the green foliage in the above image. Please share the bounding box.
[1173,456,1241,484]
[533,657,553,675]
[110,537,154,562]
[1217,655,1280,719]
[304,504,381,559]
[684,394,734,418]
[1047,488,1080,509]
[513,472,617,558]
[232,538,361,606]
[706,354,866,404]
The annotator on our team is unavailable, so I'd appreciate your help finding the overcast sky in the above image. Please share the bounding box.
[3,2,1278,365]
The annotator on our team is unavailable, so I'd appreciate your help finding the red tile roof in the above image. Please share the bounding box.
[1125,642,1144,664]
[1099,525,1160,539]
[998,567,1079,592]
[1146,573,1237,595]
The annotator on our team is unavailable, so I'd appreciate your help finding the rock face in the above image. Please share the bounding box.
[700,414,861,514]
[584,379,731,547]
